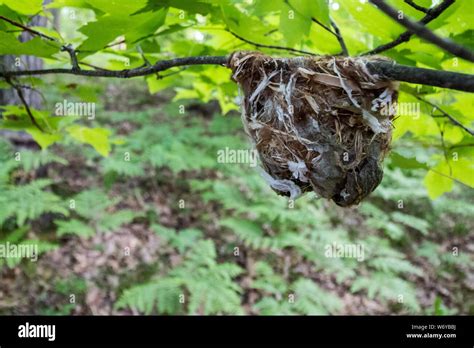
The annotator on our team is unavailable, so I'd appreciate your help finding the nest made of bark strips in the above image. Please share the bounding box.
[229,51,399,207]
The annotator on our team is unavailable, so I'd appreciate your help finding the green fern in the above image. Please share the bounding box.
[115,279,184,314]
[220,217,305,250]
[251,261,287,295]
[351,272,420,312]
[152,224,203,253]
[71,189,117,220]
[116,240,243,314]
[101,153,145,178]
[291,279,343,315]
[56,219,95,238]
[253,297,294,315]
[360,203,405,240]
[17,150,68,172]
[98,210,139,233]
[253,277,343,315]
[0,179,69,227]
[369,256,423,276]
[55,189,139,237]
[0,230,58,268]
[391,212,430,235]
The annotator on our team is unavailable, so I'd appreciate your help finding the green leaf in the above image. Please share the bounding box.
[340,0,405,43]
[0,32,60,57]
[146,74,178,94]
[424,164,453,200]
[390,152,428,170]
[67,125,112,156]
[135,0,216,15]
[289,0,330,26]
[26,129,62,149]
[280,2,312,46]
[126,8,168,44]
[1,0,43,15]
[84,0,147,15]
[451,158,474,187]
[450,30,474,52]
[77,7,167,55]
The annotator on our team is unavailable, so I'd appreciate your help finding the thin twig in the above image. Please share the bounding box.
[313,17,349,55]
[159,67,188,79]
[14,84,48,105]
[415,95,474,136]
[137,45,151,67]
[330,19,348,56]
[449,143,474,150]
[0,15,56,41]
[228,30,315,56]
[5,78,45,132]
[404,0,429,13]
[438,125,453,176]
[79,62,109,71]
[362,0,454,56]
[310,16,337,36]
[282,0,337,36]
[1,56,229,79]
[0,15,82,72]
[368,0,474,62]
[106,39,126,48]
[61,44,80,71]
[283,0,348,55]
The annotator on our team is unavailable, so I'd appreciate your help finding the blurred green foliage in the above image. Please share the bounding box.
[0,0,473,196]
[0,0,473,315]
[1,96,473,314]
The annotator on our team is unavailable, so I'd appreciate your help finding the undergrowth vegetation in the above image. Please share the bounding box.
[0,88,473,315]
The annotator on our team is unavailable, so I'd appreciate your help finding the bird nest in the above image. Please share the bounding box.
[229,51,398,207]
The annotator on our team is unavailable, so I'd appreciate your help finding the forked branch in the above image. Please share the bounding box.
[368,0,474,62]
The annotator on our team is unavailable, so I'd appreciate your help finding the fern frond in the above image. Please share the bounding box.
[0,179,68,226]
[115,278,184,314]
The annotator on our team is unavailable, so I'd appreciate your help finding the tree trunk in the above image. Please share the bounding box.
[0,11,48,109]
[0,10,50,145]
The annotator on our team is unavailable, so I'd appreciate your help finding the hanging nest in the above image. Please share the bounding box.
[229,51,399,207]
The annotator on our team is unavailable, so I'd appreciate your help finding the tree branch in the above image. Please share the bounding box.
[362,0,453,56]
[366,61,474,92]
[3,12,471,91]
[60,44,80,71]
[368,0,474,62]
[310,16,337,37]
[0,56,229,79]
[1,55,473,93]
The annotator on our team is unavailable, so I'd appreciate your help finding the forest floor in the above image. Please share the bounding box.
[1,81,473,315]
